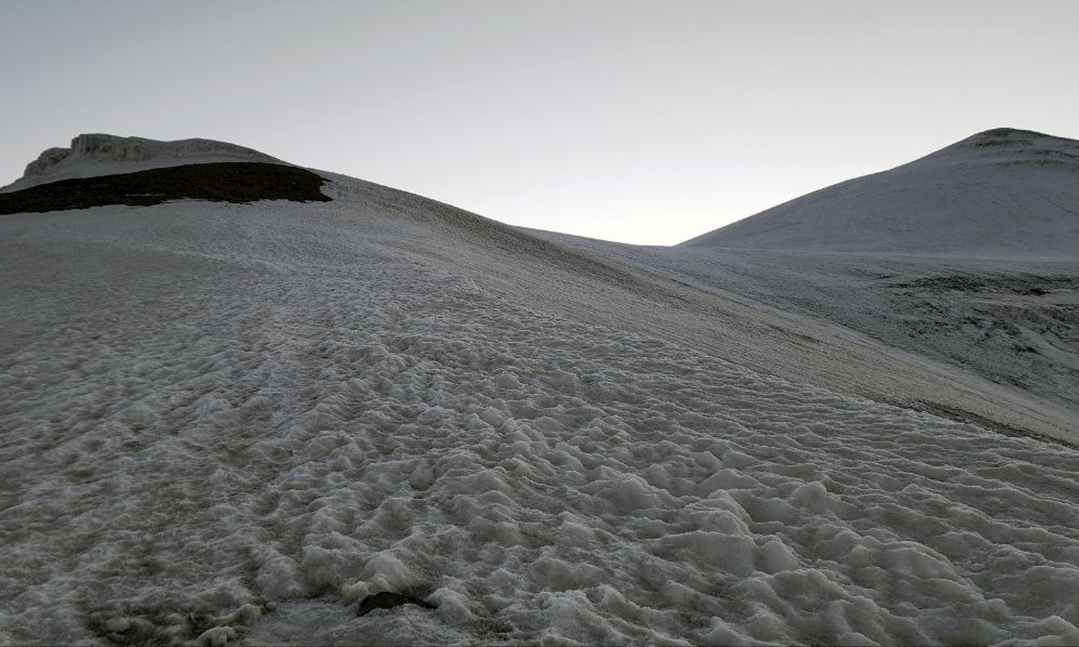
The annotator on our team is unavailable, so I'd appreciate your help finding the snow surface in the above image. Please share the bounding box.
[531,230,1079,444]
[1,134,1079,645]
[681,128,1079,257]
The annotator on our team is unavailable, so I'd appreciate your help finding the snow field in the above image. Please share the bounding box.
[533,228,1079,445]
[2,205,1078,645]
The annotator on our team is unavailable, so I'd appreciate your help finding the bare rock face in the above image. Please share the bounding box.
[0,162,332,215]
[69,133,150,163]
[23,147,73,178]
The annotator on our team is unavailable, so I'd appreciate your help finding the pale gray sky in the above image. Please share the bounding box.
[2,1,1076,244]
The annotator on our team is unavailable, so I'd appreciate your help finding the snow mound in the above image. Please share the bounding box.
[1,133,287,193]
[681,128,1079,257]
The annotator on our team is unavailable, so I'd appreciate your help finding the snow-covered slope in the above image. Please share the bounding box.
[0,133,286,194]
[681,128,1079,257]
[2,135,1079,645]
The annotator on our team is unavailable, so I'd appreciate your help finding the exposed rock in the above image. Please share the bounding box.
[0,162,331,214]
[356,592,437,617]
[4,133,287,193]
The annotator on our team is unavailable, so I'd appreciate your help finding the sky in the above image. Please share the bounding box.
[2,1,1077,245]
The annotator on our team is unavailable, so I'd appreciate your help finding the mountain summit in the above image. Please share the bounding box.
[0,134,327,214]
[681,128,1079,257]
[1,133,286,194]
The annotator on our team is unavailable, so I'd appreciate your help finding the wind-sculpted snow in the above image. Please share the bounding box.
[2,204,1078,645]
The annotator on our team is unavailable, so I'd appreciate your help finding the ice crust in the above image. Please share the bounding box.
[2,169,1078,645]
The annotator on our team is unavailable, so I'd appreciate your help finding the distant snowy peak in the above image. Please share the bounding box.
[681,128,1079,257]
[2,134,287,193]
[915,127,1079,168]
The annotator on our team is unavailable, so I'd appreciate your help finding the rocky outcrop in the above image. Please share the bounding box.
[0,162,331,215]
[5,134,287,192]
[24,147,74,178]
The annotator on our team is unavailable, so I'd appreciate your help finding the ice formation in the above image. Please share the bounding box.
[1,131,1077,645]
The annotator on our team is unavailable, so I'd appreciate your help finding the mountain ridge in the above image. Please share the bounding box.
[0,133,287,194]
[5,128,1077,258]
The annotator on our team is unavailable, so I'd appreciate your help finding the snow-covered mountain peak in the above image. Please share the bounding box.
[916,127,1079,167]
[2,133,286,193]
[681,127,1079,256]
[955,127,1067,149]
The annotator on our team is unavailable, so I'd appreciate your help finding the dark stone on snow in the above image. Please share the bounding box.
[0,162,331,215]
[356,591,437,617]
